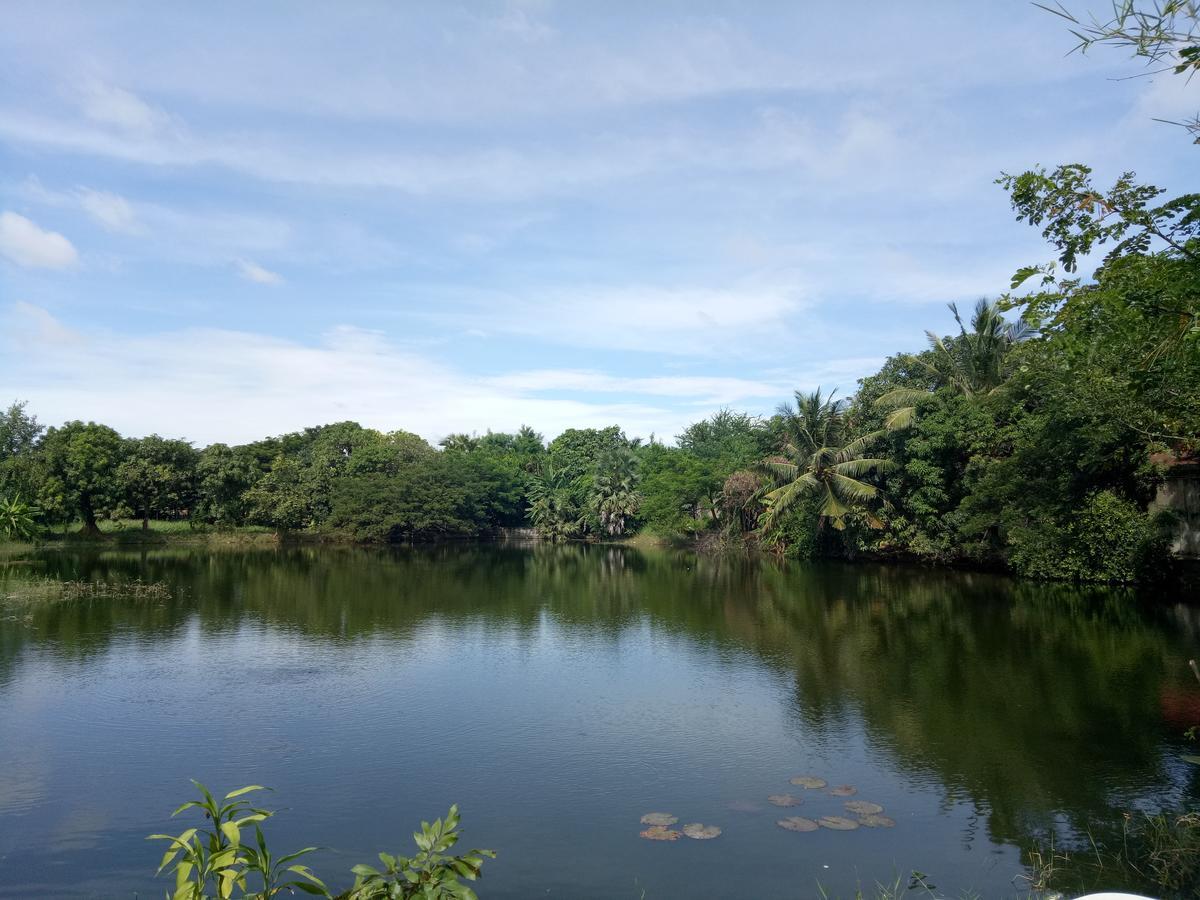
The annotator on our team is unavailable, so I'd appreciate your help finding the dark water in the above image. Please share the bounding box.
[1,544,1198,899]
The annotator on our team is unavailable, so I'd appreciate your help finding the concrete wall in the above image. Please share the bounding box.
[1153,469,1200,558]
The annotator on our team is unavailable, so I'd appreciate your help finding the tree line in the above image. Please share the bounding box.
[0,164,1196,583]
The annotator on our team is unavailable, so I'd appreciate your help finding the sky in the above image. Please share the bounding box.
[0,1,1195,447]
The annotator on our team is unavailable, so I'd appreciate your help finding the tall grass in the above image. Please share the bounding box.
[0,577,172,604]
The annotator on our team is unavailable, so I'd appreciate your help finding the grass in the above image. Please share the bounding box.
[1020,812,1200,899]
[815,870,983,899]
[0,576,172,605]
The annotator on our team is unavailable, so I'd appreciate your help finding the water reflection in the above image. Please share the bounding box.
[0,544,1198,898]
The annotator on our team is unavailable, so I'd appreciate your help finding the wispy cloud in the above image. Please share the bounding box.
[0,211,78,269]
[236,259,284,285]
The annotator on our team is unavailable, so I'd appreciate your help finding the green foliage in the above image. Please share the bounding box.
[196,444,261,527]
[325,457,500,542]
[1006,490,1169,582]
[348,805,495,900]
[37,421,124,533]
[117,435,199,529]
[527,463,585,541]
[0,494,38,541]
[591,445,641,537]
[1038,0,1200,141]
[149,781,325,899]
[149,785,492,900]
[759,389,893,532]
[638,445,720,534]
[999,164,1200,282]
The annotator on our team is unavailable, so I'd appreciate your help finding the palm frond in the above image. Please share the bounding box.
[884,406,917,430]
[831,457,896,478]
[829,472,878,502]
[874,388,932,409]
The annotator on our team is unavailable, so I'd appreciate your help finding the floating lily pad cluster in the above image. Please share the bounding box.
[770,777,896,832]
[637,775,894,843]
[638,812,722,842]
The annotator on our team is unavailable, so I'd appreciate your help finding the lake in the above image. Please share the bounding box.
[0,543,1197,898]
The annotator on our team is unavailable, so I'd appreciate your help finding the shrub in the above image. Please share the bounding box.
[1007,490,1170,582]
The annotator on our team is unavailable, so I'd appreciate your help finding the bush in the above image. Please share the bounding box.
[1007,490,1169,582]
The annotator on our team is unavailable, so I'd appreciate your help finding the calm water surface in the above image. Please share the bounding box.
[1,544,1198,898]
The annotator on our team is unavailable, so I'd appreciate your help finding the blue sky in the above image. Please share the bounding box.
[0,1,1194,446]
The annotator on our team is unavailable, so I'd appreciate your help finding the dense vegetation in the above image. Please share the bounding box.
[1,163,1196,583]
[3,162,1195,583]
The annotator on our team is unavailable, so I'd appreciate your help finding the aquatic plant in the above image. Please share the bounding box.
[818,816,860,831]
[638,825,682,841]
[777,816,819,832]
[150,783,494,899]
[639,812,678,826]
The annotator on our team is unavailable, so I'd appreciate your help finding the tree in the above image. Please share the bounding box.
[676,409,771,472]
[117,435,199,529]
[638,445,722,534]
[244,455,311,532]
[37,421,124,533]
[196,444,260,526]
[1039,0,1200,141]
[0,401,44,502]
[875,299,1032,429]
[591,445,641,537]
[759,389,893,531]
[527,463,585,541]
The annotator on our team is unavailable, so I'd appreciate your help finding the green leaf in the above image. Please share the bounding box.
[224,785,267,800]
[351,864,380,877]
[219,820,240,847]
[1181,754,1200,765]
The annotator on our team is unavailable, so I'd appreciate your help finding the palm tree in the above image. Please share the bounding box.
[759,389,893,531]
[527,464,584,541]
[876,298,1033,429]
[591,446,640,537]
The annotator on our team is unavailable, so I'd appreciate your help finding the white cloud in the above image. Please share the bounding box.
[80,81,172,135]
[485,370,787,405]
[0,304,813,445]
[449,284,806,355]
[76,187,137,232]
[0,211,78,269]
[236,259,284,285]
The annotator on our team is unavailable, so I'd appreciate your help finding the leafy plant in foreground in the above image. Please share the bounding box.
[347,804,495,899]
[149,783,493,899]
[0,494,37,541]
[149,781,326,898]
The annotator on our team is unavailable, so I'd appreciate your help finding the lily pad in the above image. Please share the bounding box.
[639,825,682,841]
[857,814,896,828]
[1183,755,1200,766]
[682,823,722,840]
[828,785,858,797]
[777,816,819,832]
[789,776,827,789]
[844,800,884,816]
[768,793,802,807]
[640,812,678,826]
[818,815,860,831]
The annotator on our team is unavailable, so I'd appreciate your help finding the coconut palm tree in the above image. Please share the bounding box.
[876,298,1033,429]
[759,389,893,531]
